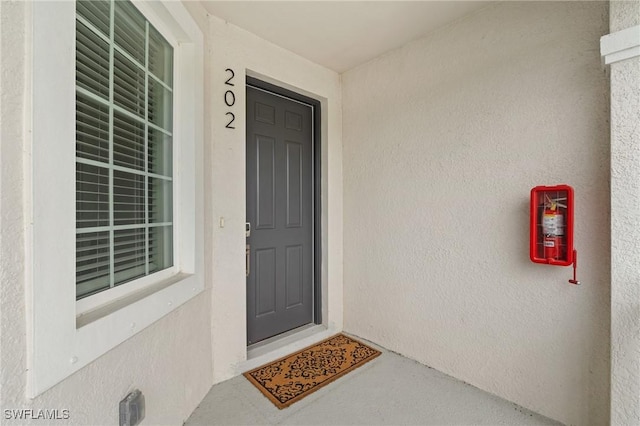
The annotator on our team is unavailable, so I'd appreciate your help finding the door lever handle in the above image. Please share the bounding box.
[246,244,250,277]
[246,222,251,238]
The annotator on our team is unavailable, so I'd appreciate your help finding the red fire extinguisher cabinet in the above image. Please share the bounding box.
[530,185,574,266]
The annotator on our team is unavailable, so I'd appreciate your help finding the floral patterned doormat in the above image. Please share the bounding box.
[243,334,381,409]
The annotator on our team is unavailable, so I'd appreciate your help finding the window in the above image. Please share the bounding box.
[28,0,203,397]
[75,0,174,299]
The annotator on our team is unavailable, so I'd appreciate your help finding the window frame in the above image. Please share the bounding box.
[27,0,204,397]
[75,0,177,309]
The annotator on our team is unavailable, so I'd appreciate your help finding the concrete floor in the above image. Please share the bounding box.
[185,344,561,426]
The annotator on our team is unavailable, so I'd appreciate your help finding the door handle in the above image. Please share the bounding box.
[246,244,250,277]
[246,222,251,238]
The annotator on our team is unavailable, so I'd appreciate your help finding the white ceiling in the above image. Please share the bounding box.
[201,1,491,73]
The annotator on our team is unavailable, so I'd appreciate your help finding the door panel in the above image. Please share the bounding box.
[285,244,303,308]
[255,248,276,316]
[286,141,303,227]
[256,135,275,229]
[246,86,313,345]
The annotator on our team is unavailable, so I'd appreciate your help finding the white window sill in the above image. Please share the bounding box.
[77,272,196,328]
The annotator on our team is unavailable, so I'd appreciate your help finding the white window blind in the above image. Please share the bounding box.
[75,0,174,300]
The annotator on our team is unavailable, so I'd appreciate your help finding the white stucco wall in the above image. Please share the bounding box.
[0,1,213,424]
[1,0,343,419]
[609,1,640,424]
[205,15,343,383]
[342,2,610,425]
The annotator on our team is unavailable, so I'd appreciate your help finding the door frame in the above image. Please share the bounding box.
[246,76,322,327]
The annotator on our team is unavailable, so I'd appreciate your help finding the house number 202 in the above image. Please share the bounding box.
[224,68,236,129]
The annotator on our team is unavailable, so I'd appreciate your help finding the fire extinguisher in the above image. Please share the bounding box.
[542,198,564,260]
[530,185,579,283]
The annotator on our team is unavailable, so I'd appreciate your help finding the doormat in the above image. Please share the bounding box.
[243,334,381,409]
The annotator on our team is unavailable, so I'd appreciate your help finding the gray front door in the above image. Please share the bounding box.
[246,85,313,345]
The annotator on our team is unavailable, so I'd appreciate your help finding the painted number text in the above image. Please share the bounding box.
[224,68,236,129]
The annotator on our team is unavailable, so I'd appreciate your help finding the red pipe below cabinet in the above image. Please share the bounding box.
[530,184,580,284]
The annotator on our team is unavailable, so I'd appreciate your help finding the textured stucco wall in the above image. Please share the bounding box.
[342,2,610,425]
[206,13,344,383]
[0,1,213,424]
[609,1,640,424]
